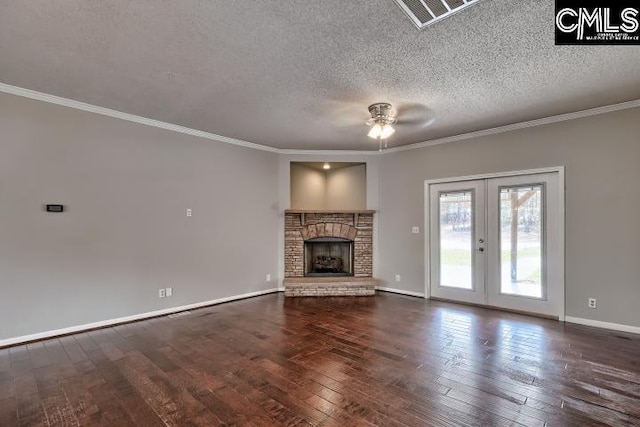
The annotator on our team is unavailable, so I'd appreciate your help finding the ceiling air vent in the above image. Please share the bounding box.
[394,0,481,29]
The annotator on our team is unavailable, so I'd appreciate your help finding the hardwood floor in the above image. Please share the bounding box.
[1,293,639,426]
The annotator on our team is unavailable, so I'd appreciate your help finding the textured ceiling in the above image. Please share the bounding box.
[1,1,639,151]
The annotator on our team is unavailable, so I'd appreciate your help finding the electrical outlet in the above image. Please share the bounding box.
[159,289,166,298]
[186,208,192,217]
[266,274,271,282]
[395,274,401,282]
[588,298,597,309]
[166,287,173,297]
[412,226,420,234]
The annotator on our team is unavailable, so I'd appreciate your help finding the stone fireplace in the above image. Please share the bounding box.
[284,210,377,296]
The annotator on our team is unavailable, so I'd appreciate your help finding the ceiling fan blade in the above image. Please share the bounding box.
[313,98,370,129]
[394,103,436,128]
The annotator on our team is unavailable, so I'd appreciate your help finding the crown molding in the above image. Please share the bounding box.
[2,82,639,156]
[385,99,640,153]
[278,149,380,156]
[0,82,281,153]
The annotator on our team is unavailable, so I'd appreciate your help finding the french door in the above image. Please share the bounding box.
[428,171,564,318]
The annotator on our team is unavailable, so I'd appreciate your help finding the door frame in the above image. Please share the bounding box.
[423,166,565,320]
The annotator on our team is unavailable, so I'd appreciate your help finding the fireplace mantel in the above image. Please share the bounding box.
[285,210,376,214]
[285,209,376,227]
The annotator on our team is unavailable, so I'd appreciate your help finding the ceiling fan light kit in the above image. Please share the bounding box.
[367,122,396,139]
[366,102,398,150]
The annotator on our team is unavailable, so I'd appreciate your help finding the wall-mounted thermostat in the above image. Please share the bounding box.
[46,204,64,212]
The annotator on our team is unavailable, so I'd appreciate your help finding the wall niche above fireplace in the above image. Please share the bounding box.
[290,162,366,210]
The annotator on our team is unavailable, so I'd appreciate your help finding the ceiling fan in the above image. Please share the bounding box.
[314,98,435,150]
[366,102,435,150]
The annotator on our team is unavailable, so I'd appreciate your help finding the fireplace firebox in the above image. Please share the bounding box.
[304,237,354,277]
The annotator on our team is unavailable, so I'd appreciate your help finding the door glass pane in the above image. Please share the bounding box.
[500,185,543,298]
[439,191,473,290]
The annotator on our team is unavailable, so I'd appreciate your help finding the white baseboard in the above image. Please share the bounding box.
[377,287,425,298]
[0,288,280,348]
[565,316,640,335]
[277,287,286,292]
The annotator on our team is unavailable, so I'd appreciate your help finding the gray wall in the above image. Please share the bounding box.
[377,107,640,327]
[0,92,280,341]
[3,89,638,341]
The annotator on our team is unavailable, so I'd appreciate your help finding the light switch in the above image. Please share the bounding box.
[412,226,420,234]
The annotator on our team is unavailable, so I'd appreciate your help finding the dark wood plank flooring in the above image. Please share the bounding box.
[1,293,639,426]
